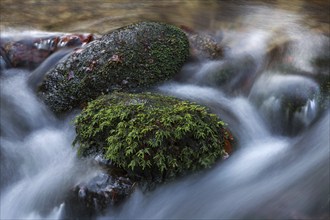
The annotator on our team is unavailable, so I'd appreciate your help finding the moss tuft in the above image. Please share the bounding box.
[73,92,233,182]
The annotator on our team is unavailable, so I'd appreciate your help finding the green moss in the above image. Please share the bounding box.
[38,22,190,114]
[73,92,232,182]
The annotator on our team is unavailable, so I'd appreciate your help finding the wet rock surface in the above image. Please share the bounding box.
[37,21,189,114]
[249,73,321,136]
[194,54,257,94]
[0,33,95,70]
[64,161,134,218]
[181,25,224,60]
[73,173,132,208]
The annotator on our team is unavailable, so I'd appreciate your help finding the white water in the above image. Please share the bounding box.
[1,5,329,220]
[0,73,101,219]
[109,82,328,219]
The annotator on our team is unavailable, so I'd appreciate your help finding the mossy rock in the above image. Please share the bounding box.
[38,22,189,114]
[73,92,233,182]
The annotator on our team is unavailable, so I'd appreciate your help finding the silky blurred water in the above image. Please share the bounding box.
[1,1,329,219]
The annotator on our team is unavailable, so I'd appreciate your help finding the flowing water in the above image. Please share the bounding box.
[1,1,329,219]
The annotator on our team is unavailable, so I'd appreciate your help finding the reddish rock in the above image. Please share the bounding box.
[0,33,95,69]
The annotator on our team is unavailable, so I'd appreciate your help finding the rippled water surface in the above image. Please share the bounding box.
[1,1,329,219]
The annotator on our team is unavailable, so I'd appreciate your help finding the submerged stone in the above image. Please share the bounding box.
[38,22,190,114]
[249,73,321,136]
[196,54,257,94]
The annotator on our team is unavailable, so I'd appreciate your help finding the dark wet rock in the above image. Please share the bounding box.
[195,54,257,94]
[64,171,133,218]
[312,54,330,74]
[37,21,190,114]
[27,49,73,90]
[316,73,330,111]
[0,33,94,70]
[311,51,330,112]
[249,73,321,136]
[188,34,224,59]
[265,51,329,114]
[181,25,224,60]
[73,92,233,183]
[75,173,133,208]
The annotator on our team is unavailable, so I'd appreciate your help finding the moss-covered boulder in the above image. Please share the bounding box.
[73,92,233,182]
[38,22,189,114]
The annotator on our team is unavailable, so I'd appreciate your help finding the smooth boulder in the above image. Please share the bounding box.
[38,22,189,114]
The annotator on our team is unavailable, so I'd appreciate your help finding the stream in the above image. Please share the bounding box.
[1,1,329,219]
